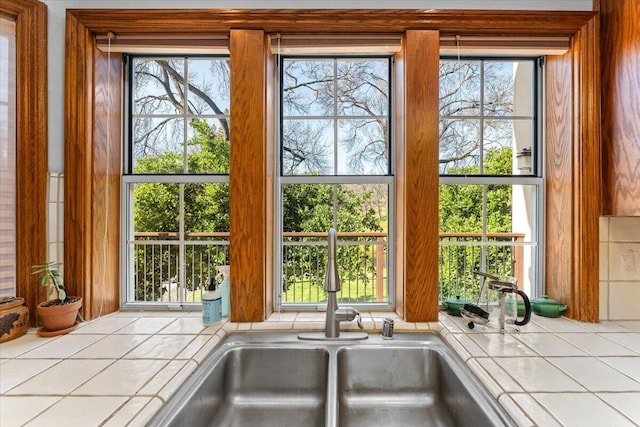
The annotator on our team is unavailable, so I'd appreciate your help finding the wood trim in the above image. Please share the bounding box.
[545,54,574,317]
[393,37,406,318]
[64,12,120,320]
[2,0,48,325]
[66,9,593,36]
[600,0,640,215]
[229,30,267,321]
[545,17,601,322]
[64,8,599,322]
[265,38,276,318]
[571,17,601,321]
[403,30,440,322]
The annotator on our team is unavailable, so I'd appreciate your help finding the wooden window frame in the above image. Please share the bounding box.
[1,0,47,325]
[64,8,599,322]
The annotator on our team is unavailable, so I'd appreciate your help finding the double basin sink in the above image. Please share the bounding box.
[147,332,515,427]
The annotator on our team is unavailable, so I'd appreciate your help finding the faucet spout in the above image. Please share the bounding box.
[299,229,367,341]
[324,228,364,338]
[324,228,340,293]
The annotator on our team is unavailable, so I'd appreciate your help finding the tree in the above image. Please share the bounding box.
[438,146,514,300]
[439,60,515,173]
[281,58,390,175]
[132,117,381,302]
[129,56,517,303]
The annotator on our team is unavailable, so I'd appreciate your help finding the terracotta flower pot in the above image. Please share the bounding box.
[36,297,82,336]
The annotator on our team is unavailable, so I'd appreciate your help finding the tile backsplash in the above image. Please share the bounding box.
[600,216,640,320]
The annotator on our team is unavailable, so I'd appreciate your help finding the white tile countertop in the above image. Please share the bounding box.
[1,311,639,427]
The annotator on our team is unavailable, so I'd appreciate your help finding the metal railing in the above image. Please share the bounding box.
[129,231,523,305]
[438,233,525,303]
[281,232,388,304]
[131,232,229,303]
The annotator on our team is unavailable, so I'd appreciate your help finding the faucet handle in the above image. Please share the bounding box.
[355,310,363,329]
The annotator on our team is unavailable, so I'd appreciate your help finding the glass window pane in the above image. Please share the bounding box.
[486,184,536,237]
[132,117,184,173]
[187,58,230,115]
[282,59,334,117]
[483,121,514,175]
[484,60,534,117]
[282,119,333,175]
[126,55,230,308]
[338,119,388,175]
[184,183,230,238]
[439,60,481,116]
[439,119,481,174]
[439,184,484,234]
[133,58,185,115]
[282,183,387,233]
[282,183,333,233]
[133,183,180,239]
[513,119,535,175]
[483,61,514,116]
[186,118,230,174]
[131,243,179,302]
[337,59,389,116]
[281,183,388,305]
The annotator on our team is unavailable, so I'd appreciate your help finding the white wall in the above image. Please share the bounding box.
[43,0,592,172]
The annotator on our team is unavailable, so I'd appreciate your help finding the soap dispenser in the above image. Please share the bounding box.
[216,265,230,318]
[202,276,222,326]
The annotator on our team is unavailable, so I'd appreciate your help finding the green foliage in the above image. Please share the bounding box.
[438,147,515,300]
[132,119,384,303]
[439,147,513,233]
[281,183,383,300]
[32,262,66,302]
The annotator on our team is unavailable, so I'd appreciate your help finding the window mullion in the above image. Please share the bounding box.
[332,59,340,229]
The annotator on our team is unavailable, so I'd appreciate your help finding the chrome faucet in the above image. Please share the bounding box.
[324,228,363,338]
[299,228,367,341]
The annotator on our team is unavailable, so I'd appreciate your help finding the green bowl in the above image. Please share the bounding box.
[443,296,470,317]
[531,295,567,318]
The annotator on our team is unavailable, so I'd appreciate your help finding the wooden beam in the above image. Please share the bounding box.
[2,0,48,325]
[571,17,601,321]
[65,9,593,36]
[545,17,600,322]
[403,30,440,322]
[600,0,640,215]
[64,12,120,320]
[229,29,267,321]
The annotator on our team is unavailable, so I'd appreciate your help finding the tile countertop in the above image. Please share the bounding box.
[1,311,639,427]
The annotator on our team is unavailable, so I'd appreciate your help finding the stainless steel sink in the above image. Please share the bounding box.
[146,333,515,427]
[151,346,329,427]
[337,346,499,426]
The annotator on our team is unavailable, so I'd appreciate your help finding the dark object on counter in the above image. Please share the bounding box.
[461,303,491,329]
[0,297,29,343]
[442,296,470,316]
[531,295,568,318]
[462,303,490,320]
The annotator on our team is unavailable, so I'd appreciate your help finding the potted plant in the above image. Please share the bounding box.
[32,262,82,337]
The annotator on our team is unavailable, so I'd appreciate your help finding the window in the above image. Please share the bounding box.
[122,56,230,307]
[438,58,542,302]
[277,56,394,309]
[0,15,16,297]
